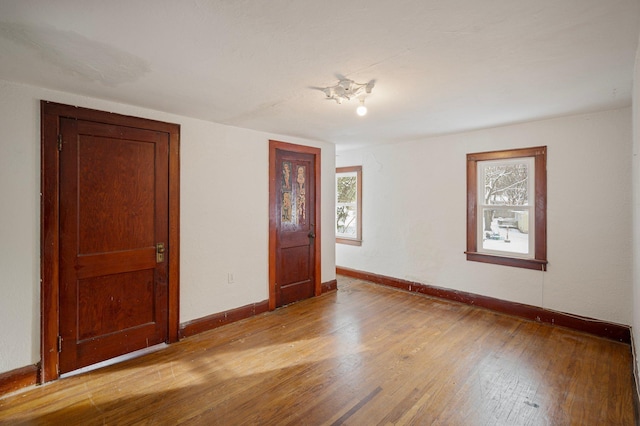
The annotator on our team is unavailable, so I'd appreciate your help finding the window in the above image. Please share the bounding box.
[336,166,362,245]
[466,146,547,270]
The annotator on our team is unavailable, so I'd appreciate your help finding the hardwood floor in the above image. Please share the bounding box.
[1,276,636,425]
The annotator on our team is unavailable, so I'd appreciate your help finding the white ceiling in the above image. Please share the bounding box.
[0,0,638,150]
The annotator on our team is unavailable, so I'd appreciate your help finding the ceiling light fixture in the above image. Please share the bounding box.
[356,99,367,116]
[320,78,374,116]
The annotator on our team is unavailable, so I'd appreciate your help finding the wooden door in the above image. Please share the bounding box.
[58,118,168,373]
[41,101,180,382]
[269,141,321,308]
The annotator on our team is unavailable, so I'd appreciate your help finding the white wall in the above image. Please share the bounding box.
[632,35,640,392]
[0,79,336,374]
[337,108,632,325]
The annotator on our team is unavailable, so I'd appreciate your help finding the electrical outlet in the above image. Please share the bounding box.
[227,273,234,284]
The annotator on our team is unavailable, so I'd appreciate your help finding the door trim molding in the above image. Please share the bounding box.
[40,101,181,383]
[268,140,322,310]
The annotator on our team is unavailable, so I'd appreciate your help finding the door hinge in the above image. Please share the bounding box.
[57,134,63,152]
[57,335,63,353]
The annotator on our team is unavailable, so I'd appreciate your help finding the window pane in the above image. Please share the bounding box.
[483,162,529,206]
[481,207,529,254]
[336,205,358,237]
[336,166,362,245]
[337,175,357,203]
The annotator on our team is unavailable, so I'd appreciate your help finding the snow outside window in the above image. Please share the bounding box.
[336,166,362,245]
[466,147,547,271]
[477,157,535,258]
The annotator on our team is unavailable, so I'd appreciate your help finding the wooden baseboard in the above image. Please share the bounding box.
[0,364,38,397]
[179,300,269,339]
[1,281,338,396]
[322,279,338,293]
[631,334,640,420]
[180,279,337,339]
[337,266,631,344]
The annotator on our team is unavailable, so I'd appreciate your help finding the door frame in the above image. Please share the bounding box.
[268,140,322,310]
[40,101,181,383]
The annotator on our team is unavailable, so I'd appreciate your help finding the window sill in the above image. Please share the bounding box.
[465,251,547,271]
[336,237,362,246]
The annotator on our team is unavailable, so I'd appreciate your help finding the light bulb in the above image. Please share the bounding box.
[356,100,367,116]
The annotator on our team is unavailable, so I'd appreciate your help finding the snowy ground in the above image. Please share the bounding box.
[482,219,528,254]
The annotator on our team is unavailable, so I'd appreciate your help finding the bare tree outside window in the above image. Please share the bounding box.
[483,163,529,232]
[336,166,362,245]
[337,175,356,233]
[466,146,547,271]
[480,159,533,255]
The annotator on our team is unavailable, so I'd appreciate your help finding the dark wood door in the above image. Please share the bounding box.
[58,117,169,373]
[274,148,317,307]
